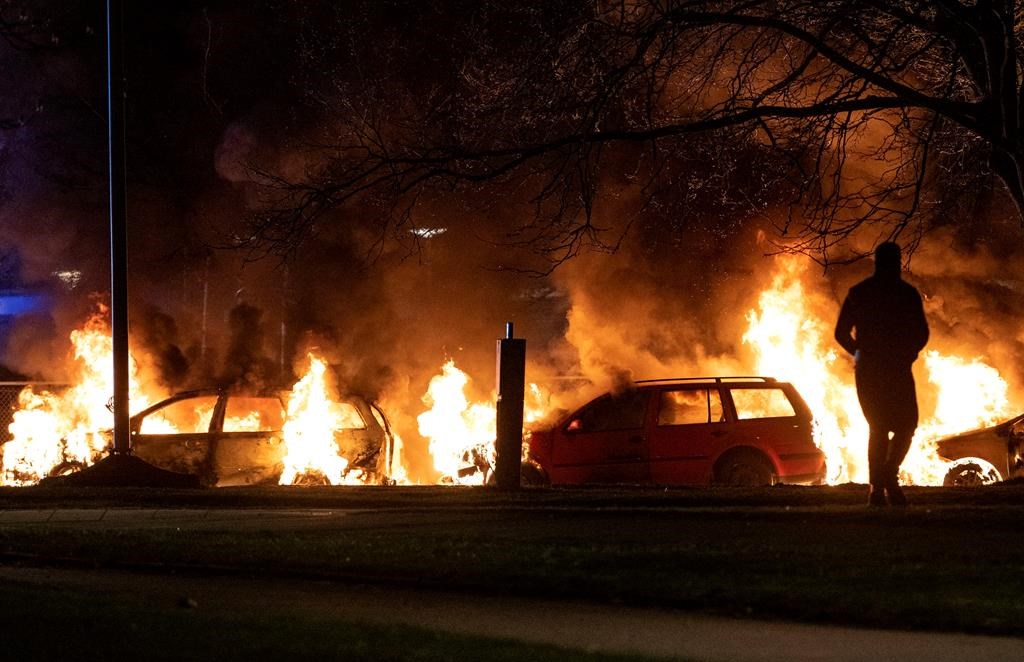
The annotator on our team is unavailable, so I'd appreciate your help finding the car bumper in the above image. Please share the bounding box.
[777,452,827,485]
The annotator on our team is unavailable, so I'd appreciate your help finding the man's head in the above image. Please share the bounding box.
[874,242,902,278]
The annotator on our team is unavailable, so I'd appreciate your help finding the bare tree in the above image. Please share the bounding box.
[238,1,1023,268]
[0,1,74,129]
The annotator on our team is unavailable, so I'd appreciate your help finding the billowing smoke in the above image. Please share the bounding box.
[131,305,190,390]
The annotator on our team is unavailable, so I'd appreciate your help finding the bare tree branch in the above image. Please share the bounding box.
[236,0,1024,268]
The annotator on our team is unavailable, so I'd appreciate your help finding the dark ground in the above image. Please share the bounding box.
[0,483,1022,659]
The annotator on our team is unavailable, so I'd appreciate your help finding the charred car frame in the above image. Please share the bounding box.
[122,389,395,486]
[935,414,1024,485]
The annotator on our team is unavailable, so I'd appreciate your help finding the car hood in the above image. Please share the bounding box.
[936,412,1024,446]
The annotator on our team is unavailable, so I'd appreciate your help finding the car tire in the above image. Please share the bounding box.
[715,451,776,487]
[47,460,86,477]
[520,461,549,487]
[943,460,1002,487]
[482,462,549,487]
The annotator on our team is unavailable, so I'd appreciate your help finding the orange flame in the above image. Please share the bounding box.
[743,256,1016,485]
[1,308,167,485]
[417,360,496,484]
[278,353,363,485]
[416,359,549,484]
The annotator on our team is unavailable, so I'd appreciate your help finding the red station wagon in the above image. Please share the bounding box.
[525,377,826,486]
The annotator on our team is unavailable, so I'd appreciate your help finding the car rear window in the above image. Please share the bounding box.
[729,387,797,420]
[658,388,723,425]
[223,397,286,432]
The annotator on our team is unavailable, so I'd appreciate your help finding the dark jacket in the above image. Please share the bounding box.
[834,274,929,367]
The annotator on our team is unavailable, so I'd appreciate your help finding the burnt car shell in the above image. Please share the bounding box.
[935,413,1024,484]
[129,389,394,486]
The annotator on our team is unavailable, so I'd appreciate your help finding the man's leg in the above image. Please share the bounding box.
[867,425,889,506]
[883,427,914,506]
[882,427,913,506]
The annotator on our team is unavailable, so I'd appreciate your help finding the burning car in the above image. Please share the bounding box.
[525,377,825,486]
[935,414,1024,485]
[61,389,396,486]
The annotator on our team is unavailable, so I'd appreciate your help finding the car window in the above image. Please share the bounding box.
[570,391,647,433]
[369,403,387,431]
[658,388,724,425]
[335,402,367,430]
[223,397,285,432]
[729,387,796,420]
[139,395,218,434]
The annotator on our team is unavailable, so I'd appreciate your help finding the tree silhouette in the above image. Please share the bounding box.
[240,1,1023,269]
[0,1,80,130]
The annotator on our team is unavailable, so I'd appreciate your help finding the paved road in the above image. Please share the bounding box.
[2,563,1023,661]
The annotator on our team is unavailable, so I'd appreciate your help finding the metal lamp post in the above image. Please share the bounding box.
[107,0,130,455]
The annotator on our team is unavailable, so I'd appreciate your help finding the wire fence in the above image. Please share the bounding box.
[0,383,67,443]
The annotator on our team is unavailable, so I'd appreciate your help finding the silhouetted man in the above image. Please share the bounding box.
[834,242,929,506]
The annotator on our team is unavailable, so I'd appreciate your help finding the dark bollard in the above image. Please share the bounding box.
[494,322,526,490]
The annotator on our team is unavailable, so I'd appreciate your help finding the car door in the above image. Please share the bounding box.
[550,390,650,484]
[131,393,219,477]
[210,395,287,486]
[647,385,727,484]
[331,397,384,472]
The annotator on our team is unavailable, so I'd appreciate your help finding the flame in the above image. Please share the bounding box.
[908,351,1014,485]
[386,431,411,485]
[278,353,361,486]
[1,307,167,486]
[224,411,265,432]
[1,316,393,487]
[416,359,548,484]
[743,258,867,482]
[919,351,1012,437]
[417,360,496,484]
[4,259,1015,490]
[743,256,1016,485]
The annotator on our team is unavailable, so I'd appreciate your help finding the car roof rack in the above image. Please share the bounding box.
[634,376,778,384]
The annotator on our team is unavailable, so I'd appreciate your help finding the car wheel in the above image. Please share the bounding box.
[291,471,331,486]
[482,462,549,487]
[520,461,549,487]
[715,452,776,487]
[943,458,1002,486]
[47,460,87,477]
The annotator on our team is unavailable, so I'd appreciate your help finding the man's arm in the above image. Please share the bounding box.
[834,295,858,357]
[910,289,929,354]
